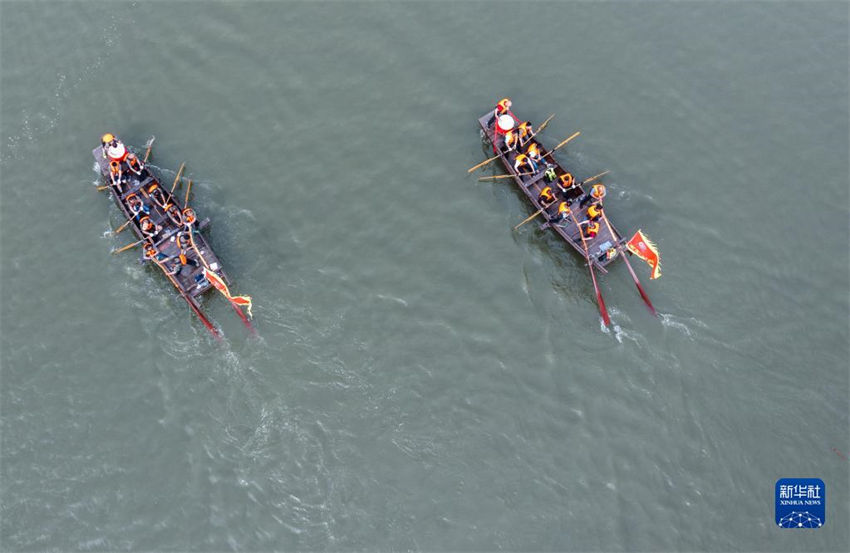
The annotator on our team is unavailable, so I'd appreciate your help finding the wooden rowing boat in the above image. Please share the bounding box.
[92,136,240,334]
[476,110,625,274]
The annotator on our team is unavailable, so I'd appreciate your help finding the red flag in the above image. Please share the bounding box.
[203,268,253,318]
[626,230,661,280]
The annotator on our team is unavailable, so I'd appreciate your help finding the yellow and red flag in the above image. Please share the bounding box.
[203,268,253,318]
[626,230,661,279]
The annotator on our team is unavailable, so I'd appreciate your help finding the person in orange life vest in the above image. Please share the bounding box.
[487,97,512,127]
[538,186,555,205]
[516,121,534,147]
[126,193,150,220]
[126,152,144,175]
[143,243,180,275]
[586,203,603,222]
[139,215,162,239]
[182,207,198,228]
[549,201,572,224]
[503,129,519,153]
[556,172,577,195]
[108,160,123,192]
[579,183,606,208]
[582,219,600,239]
[525,142,543,166]
[513,153,538,175]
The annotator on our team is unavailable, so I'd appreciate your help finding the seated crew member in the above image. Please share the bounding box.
[538,186,556,205]
[165,204,184,226]
[517,121,533,147]
[526,142,543,166]
[513,153,538,176]
[556,172,575,195]
[144,244,180,275]
[182,207,198,227]
[503,129,519,153]
[108,160,123,192]
[176,232,200,271]
[147,182,169,209]
[598,247,618,263]
[579,183,606,208]
[586,202,603,222]
[549,200,571,224]
[126,152,144,175]
[139,215,162,239]
[543,163,557,183]
[582,220,600,239]
[126,193,150,219]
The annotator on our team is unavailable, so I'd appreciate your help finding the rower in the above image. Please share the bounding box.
[126,152,144,175]
[556,172,575,195]
[147,182,168,209]
[517,121,533,147]
[182,207,198,227]
[101,133,127,162]
[176,232,200,270]
[165,204,183,226]
[143,243,179,275]
[582,220,600,239]
[579,183,606,208]
[513,153,538,177]
[526,142,543,166]
[586,203,603,222]
[126,193,150,219]
[538,186,555,205]
[549,201,571,224]
[139,215,162,239]
[503,129,519,153]
[108,160,123,192]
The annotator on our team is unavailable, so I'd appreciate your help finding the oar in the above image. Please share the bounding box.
[151,256,219,338]
[478,171,535,181]
[96,185,109,191]
[535,113,555,134]
[567,209,611,327]
[169,162,185,194]
[468,153,500,173]
[542,131,580,158]
[113,218,133,235]
[143,136,155,163]
[580,170,609,188]
[184,179,193,206]
[514,201,556,231]
[112,237,145,254]
[599,210,657,316]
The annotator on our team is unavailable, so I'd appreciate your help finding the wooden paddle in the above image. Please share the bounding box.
[542,131,580,158]
[112,237,145,254]
[143,136,155,163]
[514,201,557,231]
[478,171,536,181]
[567,208,611,327]
[184,179,193,206]
[169,162,185,194]
[599,210,657,316]
[113,218,133,235]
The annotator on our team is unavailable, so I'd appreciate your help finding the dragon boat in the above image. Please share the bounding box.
[473,104,660,326]
[92,134,252,336]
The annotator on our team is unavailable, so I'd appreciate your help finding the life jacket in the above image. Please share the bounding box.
[605,247,618,260]
[126,154,143,175]
[515,154,529,167]
[585,221,600,238]
[591,184,606,200]
[504,131,518,148]
[539,187,554,203]
[139,216,155,234]
[518,122,532,138]
[558,201,570,215]
[587,204,602,220]
[495,98,511,115]
[559,173,574,188]
[182,208,197,225]
[527,143,541,159]
[144,245,157,259]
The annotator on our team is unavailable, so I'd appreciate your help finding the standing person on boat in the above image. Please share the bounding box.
[579,183,606,208]
[488,97,512,127]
